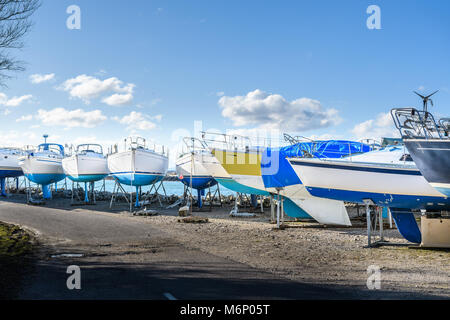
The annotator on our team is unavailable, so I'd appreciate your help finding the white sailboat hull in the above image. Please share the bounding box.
[107,149,168,186]
[19,156,65,185]
[62,155,109,182]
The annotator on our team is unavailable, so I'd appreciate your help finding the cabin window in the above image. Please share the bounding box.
[399,154,413,162]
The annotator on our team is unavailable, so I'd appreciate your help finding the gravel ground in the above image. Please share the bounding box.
[131,205,449,298]
[1,194,448,298]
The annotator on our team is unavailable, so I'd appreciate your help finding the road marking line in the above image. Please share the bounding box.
[163,292,177,300]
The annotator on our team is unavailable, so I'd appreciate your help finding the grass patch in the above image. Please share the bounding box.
[0,222,35,299]
[0,222,33,257]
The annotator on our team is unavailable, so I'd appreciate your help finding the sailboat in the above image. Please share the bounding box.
[200,133,270,197]
[0,147,27,197]
[107,137,168,207]
[19,135,66,199]
[206,133,371,225]
[392,91,450,198]
[62,144,109,202]
[287,145,450,242]
[175,138,217,208]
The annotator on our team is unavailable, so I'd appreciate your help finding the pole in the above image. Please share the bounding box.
[84,182,89,203]
[276,192,280,229]
[366,203,371,247]
[270,195,274,222]
[379,207,384,241]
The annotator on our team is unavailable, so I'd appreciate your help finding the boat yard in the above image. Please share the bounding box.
[0,193,448,299]
[0,1,449,306]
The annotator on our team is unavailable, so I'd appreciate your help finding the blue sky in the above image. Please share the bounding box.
[0,0,449,165]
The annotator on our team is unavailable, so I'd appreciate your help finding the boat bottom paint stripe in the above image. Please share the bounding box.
[111,171,163,175]
[289,160,421,175]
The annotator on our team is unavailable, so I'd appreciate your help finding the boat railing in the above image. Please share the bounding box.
[76,143,104,156]
[283,133,314,145]
[438,118,449,137]
[22,145,35,153]
[115,137,168,157]
[0,147,28,156]
[36,143,65,156]
[200,131,285,153]
[180,137,209,156]
[391,108,444,140]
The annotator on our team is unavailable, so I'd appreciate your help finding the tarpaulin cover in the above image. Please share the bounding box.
[261,140,371,188]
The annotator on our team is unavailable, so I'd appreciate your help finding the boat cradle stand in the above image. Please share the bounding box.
[70,179,105,205]
[109,178,169,212]
[363,199,390,248]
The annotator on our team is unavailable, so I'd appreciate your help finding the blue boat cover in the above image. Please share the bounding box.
[261,140,371,188]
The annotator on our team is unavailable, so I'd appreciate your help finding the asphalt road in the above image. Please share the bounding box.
[0,198,438,300]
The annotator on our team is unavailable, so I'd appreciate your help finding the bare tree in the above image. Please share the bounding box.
[0,0,40,85]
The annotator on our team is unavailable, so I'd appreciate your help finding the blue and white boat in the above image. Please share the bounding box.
[107,137,168,207]
[203,132,372,225]
[62,144,109,202]
[19,137,66,199]
[0,147,27,196]
[176,138,217,208]
[287,145,450,242]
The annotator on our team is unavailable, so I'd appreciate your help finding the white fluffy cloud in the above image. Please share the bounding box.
[0,130,39,147]
[218,89,341,131]
[16,115,33,122]
[30,73,55,84]
[102,93,134,106]
[0,93,33,107]
[113,111,157,131]
[36,108,107,129]
[59,74,135,105]
[351,112,399,141]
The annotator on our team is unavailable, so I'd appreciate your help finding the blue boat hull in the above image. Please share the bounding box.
[67,174,108,183]
[179,176,217,190]
[305,186,450,211]
[112,172,164,186]
[25,173,66,185]
[0,169,23,179]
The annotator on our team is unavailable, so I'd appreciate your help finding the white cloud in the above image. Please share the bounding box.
[351,112,399,141]
[0,93,33,107]
[30,73,55,84]
[3,108,11,115]
[102,93,134,106]
[16,115,33,122]
[59,74,135,105]
[150,114,163,122]
[218,89,341,131]
[113,111,156,131]
[0,130,39,147]
[36,108,107,129]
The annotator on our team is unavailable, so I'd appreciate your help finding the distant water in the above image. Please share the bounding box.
[11,176,236,197]
[101,179,236,196]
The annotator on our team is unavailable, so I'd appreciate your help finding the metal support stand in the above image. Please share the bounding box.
[276,192,281,229]
[109,178,131,209]
[364,199,388,248]
[270,195,275,222]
